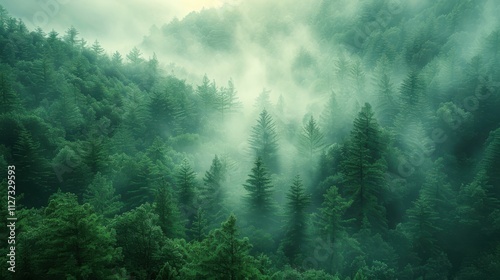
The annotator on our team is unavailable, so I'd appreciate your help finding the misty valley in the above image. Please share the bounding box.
[0,0,499,279]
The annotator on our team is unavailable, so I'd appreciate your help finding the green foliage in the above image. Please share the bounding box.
[154,182,184,238]
[314,185,352,243]
[35,192,122,279]
[406,197,441,262]
[83,172,123,218]
[187,214,262,279]
[176,159,197,226]
[249,109,280,173]
[0,2,499,278]
[282,175,311,266]
[113,203,165,279]
[299,115,325,160]
[200,155,226,227]
[243,157,275,226]
[341,103,387,231]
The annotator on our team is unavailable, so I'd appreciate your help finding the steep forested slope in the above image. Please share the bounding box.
[0,1,499,279]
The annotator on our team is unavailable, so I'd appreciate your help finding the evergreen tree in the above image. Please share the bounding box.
[196,74,217,116]
[406,197,441,263]
[35,192,122,279]
[113,203,165,279]
[243,157,275,226]
[299,115,325,160]
[176,159,197,226]
[83,172,123,219]
[126,47,143,64]
[341,103,387,231]
[314,185,352,243]
[13,127,51,207]
[399,70,424,119]
[254,88,272,112]
[82,136,108,175]
[320,90,351,143]
[194,214,261,279]
[91,39,104,56]
[374,72,398,126]
[282,175,311,266]
[478,128,500,191]
[154,182,184,238]
[0,71,19,113]
[200,155,226,227]
[63,26,79,47]
[215,78,241,121]
[249,109,280,173]
[189,208,209,242]
[111,51,123,64]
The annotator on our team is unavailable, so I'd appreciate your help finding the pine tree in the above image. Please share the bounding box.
[113,203,165,279]
[406,197,441,263]
[200,155,226,227]
[13,128,51,207]
[195,214,261,279]
[320,90,351,143]
[374,72,398,126]
[243,157,275,226]
[154,182,184,238]
[299,115,325,160]
[342,103,387,231]
[282,175,311,266]
[196,74,217,115]
[111,51,123,64]
[126,47,143,64]
[83,136,108,175]
[249,109,280,173]
[314,185,352,243]
[0,71,19,113]
[399,70,424,117]
[189,208,208,242]
[91,40,104,56]
[254,88,272,112]
[215,78,241,121]
[478,128,500,191]
[63,26,79,47]
[83,172,123,219]
[35,192,122,279]
[176,159,197,225]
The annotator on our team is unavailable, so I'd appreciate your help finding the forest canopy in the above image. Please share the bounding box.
[0,0,499,279]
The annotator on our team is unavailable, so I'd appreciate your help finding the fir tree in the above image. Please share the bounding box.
[189,208,209,242]
[176,159,197,225]
[282,175,311,266]
[299,115,325,160]
[154,182,184,238]
[0,71,19,113]
[113,203,165,279]
[243,157,275,226]
[35,192,122,279]
[200,155,226,227]
[406,197,441,262]
[195,214,261,279]
[215,78,241,121]
[83,172,123,218]
[342,103,387,231]
[249,109,280,173]
[314,185,352,242]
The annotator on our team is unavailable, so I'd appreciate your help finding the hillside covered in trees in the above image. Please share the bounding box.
[1,0,500,279]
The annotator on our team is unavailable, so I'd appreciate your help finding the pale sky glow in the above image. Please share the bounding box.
[2,0,235,55]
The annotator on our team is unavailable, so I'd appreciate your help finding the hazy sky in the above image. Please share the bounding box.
[2,0,237,54]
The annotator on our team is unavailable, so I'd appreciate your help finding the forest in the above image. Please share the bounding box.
[0,0,499,279]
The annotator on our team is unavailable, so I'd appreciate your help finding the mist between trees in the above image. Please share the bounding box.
[0,0,500,279]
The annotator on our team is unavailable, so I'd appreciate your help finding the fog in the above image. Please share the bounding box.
[1,0,500,277]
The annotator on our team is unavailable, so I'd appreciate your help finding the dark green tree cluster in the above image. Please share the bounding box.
[1,1,500,279]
